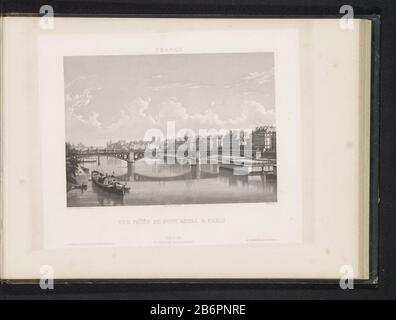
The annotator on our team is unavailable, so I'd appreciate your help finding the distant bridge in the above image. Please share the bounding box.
[75,148,146,163]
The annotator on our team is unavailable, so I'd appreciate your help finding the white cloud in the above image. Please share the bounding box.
[105,97,274,141]
[224,69,274,89]
[151,74,166,79]
[189,109,227,127]
[192,100,274,129]
[166,98,273,130]
[65,84,104,129]
[156,98,189,124]
[86,112,102,128]
[243,69,274,84]
[66,88,94,115]
[149,82,207,91]
[71,111,102,129]
[107,97,156,130]
[238,100,275,127]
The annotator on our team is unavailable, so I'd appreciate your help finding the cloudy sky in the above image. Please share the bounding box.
[64,52,275,146]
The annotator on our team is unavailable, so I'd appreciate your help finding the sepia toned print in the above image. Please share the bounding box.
[64,53,277,207]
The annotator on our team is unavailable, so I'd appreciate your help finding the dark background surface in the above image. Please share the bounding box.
[0,0,395,300]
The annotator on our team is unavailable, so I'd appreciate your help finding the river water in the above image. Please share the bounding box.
[67,156,277,207]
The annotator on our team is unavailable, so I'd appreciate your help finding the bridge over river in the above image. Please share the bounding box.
[75,147,277,177]
[75,148,146,163]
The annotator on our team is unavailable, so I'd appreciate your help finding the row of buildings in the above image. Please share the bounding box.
[73,126,276,160]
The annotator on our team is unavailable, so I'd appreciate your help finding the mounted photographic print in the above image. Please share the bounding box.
[33,25,303,250]
[2,17,374,281]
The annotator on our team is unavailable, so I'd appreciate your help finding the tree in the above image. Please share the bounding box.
[65,142,79,187]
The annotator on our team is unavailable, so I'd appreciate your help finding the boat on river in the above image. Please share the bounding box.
[80,166,90,174]
[91,170,130,195]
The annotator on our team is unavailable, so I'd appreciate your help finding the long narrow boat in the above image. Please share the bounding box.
[91,170,127,195]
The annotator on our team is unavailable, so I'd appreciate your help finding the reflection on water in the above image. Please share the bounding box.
[67,156,277,207]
